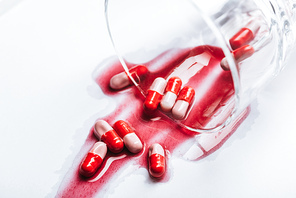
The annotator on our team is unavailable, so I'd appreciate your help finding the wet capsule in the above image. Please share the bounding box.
[79,142,107,177]
[172,86,195,120]
[229,20,260,50]
[160,77,182,112]
[220,45,255,71]
[113,120,143,154]
[148,143,166,178]
[144,77,167,112]
[94,120,124,153]
[110,65,148,90]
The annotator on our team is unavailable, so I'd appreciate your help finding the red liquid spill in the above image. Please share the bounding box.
[56,45,249,198]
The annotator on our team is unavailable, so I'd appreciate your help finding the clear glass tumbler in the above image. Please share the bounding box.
[104,0,296,133]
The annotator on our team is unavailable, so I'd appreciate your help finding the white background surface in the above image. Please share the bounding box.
[0,0,296,197]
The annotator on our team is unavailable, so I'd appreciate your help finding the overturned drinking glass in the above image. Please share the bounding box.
[104,0,296,133]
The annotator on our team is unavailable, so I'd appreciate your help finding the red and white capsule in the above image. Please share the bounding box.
[229,20,260,50]
[110,65,148,90]
[160,77,182,112]
[79,142,107,177]
[220,45,255,71]
[148,143,166,178]
[144,77,167,112]
[94,120,124,153]
[113,120,143,154]
[172,86,195,120]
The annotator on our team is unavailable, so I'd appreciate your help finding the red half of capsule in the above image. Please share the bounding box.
[233,45,254,62]
[113,120,134,137]
[101,130,124,153]
[165,77,182,95]
[79,153,103,177]
[126,65,148,84]
[229,27,254,50]
[149,153,166,178]
[177,86,195,103]
[144,90,163,111]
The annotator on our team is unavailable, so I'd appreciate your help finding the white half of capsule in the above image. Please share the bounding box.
[89,142,108,159]
[220,57,231,71]
[149,77,166,94]
[160,91,178,112]
[172,100,190,120]
[94,120,113,139]
[109,72,130,90]
[149,143,165,157]
[123,133,143,154]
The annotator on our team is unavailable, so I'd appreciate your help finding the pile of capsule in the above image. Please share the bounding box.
[144,77,195,120]
[79,120,166,179]
[110,67,196,120]
[79,20,261,180]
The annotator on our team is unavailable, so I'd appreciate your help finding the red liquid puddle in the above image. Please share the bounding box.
[56,45,248,198]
